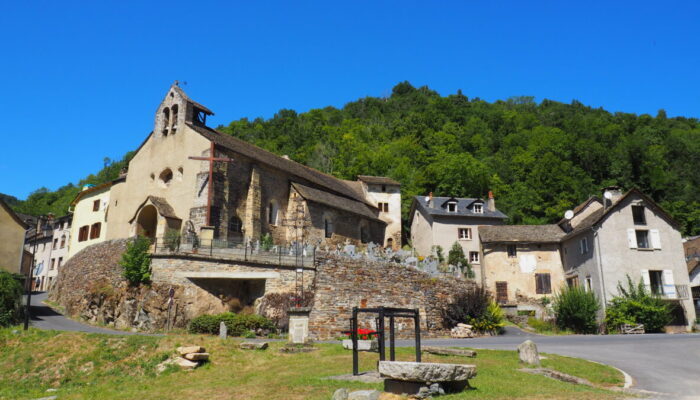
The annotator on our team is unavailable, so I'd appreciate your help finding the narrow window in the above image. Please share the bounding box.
[507,244,517,258]
[57,257,63,269]
[50,258,55,270]
[536,273,552,294]
[632,205,646,225]
[636,230,650,249]
[268,202,278,225]
[585,276,592,292]
[447,202,457,212]
[53,238,58,250]
[458,228,471,240]
[229,216,242,233]
[60,235,66,248]
[378,202,389,212]
[469,251,480,263]
[93,199,100,211]
[171,104,179,132]
[473,203,483,213]
[162,107,170,135]
[580,237,589,254]
[567,276,579,288]
[324,218,333,238]
[78,226,89,242]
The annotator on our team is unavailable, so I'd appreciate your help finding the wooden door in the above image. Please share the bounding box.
[496,281,508,303]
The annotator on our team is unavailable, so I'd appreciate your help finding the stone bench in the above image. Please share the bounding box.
[378,361,476,397]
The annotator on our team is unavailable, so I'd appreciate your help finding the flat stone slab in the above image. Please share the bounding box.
[240,341,268,350]
[422,346,477,357]
[325,371,384,383]
[519,368,593,386]
[184,352,210,361]
[378,361,476,382]
[177,346,205,356]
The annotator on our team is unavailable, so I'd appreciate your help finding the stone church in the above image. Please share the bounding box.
[104,83,401,249]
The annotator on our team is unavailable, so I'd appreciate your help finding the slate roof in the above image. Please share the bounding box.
[357,175,401,186]
[171,84,214,115]
[480,225,565,243]
[292,182,383,222]
[188,123,371,205]
[412,195,508,219]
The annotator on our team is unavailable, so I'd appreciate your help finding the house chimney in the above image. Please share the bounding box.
[487,190,496,212]
[602,186,623,209]
[428,192,434,208]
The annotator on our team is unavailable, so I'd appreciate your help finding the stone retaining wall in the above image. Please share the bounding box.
[308,254,475,340]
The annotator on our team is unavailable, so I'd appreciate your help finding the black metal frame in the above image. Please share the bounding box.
[350,306,421,375]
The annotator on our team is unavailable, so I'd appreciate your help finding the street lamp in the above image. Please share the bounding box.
[24,214,53,330]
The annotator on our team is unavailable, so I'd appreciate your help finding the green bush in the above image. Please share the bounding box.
[553,286,600,334]
[605,276,672,333]
[470,301,505,334]
[164,229,181,251]
[447,242,474,278]
[188,312,276,336]
[527,317,570,334]
[442,286,491,328]
[0,271,24,327]
[120,236,152,285]
[260,233,274,251]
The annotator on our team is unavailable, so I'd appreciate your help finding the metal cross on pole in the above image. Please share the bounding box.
[188,142,234,226]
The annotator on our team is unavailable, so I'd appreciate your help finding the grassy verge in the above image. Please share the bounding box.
[0,327,624,400]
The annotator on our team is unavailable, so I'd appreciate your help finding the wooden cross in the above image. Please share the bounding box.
[188,142,235,226]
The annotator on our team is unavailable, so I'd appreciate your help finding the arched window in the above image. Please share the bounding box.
[162,108,170,135]
[60,235,66,249]
[159,168,173,187]
[171,104,179,133]
[177,166,184,181]
[386,238,394,249]
[229,216,242,233]
[268,201,279,225]
[324,217,333,238]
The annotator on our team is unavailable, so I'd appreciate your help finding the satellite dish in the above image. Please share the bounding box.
[604,191,613,200]
[564,210,574,220]
[424,196,430,202]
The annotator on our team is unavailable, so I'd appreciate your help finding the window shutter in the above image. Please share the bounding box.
[543,274,551,294]
[535,274,542,294]
[662,270,676,298]
[641,269,651,293]
[650,229,661,249]
[627,229,637,249]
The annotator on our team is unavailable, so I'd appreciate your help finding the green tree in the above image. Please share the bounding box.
[605,276,672,333]
[120,236,152,285]
[0,271,24,327]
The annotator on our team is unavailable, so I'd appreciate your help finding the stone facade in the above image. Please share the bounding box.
[307,254,475,340]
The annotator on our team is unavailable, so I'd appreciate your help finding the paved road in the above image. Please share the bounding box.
[27,292,143,335]
[406,326,700,398]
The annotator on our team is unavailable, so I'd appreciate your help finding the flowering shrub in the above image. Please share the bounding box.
[345,329,377,340]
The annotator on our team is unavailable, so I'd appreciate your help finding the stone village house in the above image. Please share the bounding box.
[0,198,28,275]
[408,192,507,282]
[479,187,696,331]
[683,235,700,319]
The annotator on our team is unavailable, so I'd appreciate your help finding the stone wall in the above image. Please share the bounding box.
[308,254,475,340]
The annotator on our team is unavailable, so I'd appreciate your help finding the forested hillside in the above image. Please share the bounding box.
[9,82,700,235]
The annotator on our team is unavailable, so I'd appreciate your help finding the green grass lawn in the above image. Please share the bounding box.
[0,328,625,400]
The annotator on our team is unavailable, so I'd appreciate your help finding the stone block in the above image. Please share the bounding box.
[331,388,349,400]
[517,340,540,366]
[378,361,476,382]
[347,390,381,400]
[422,346,476,357]
[239,341,268,350]
[184,352,210,361]
[177,346,205,356]
[174,357,199,370]
[342,339,378,352]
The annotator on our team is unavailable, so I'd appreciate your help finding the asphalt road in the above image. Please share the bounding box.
[28,294,700,398]
[27,292,142,335]
[411,326,700,398]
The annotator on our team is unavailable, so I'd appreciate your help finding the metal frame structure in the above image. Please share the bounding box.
[350,306,421,375]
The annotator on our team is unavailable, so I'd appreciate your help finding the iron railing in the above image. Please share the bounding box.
[657,284,690,300]
[151,236,316,268]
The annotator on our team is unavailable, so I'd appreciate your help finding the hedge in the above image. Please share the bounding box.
[188,312,275,336]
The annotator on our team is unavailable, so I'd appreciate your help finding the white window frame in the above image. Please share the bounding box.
[473,203,483,214]
[458,227,472,240]
[469,251,480,264]
[447,202,457,212]
[579,237,589,254]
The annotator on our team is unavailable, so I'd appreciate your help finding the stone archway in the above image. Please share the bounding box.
[136,204,158,239]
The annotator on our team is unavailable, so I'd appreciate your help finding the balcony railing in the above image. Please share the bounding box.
[657,284,690,300]
[151,236,316,268]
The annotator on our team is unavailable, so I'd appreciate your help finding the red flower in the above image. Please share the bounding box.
[345,329,377,340]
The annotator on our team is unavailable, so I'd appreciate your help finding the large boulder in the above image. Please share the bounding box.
[517,340,540,366]
[177,346,205,356]
[378,361,476,382]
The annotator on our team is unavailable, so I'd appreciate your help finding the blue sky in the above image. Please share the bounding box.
[1,1,698,199]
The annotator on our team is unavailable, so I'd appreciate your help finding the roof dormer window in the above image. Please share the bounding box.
[473,203,483,214]
[447,202,457,212]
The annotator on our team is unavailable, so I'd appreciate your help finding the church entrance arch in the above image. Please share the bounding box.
[136,204,158,239]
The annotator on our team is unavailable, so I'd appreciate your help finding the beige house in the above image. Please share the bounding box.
[684,236,700,318]
[103,83,391,248]
[353,176,402,249]
[480,225,565,304]
[478,187,697,331]
[409,192,507,281]
[67,183,112,259]
[0,199,28,274]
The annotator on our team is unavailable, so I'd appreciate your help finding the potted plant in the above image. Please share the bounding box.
[342,328,379,352]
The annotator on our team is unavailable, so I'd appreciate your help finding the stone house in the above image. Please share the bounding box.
[0,199,28,274]
[22,214,72,291]
[478,187,697,331]
[408,192,507,281]
[104,83,390,248]
[353,176,402,249]
[67,183,112,260]
[480,225,565,305]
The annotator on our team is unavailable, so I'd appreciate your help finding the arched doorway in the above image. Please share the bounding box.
[136,204,158,239]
